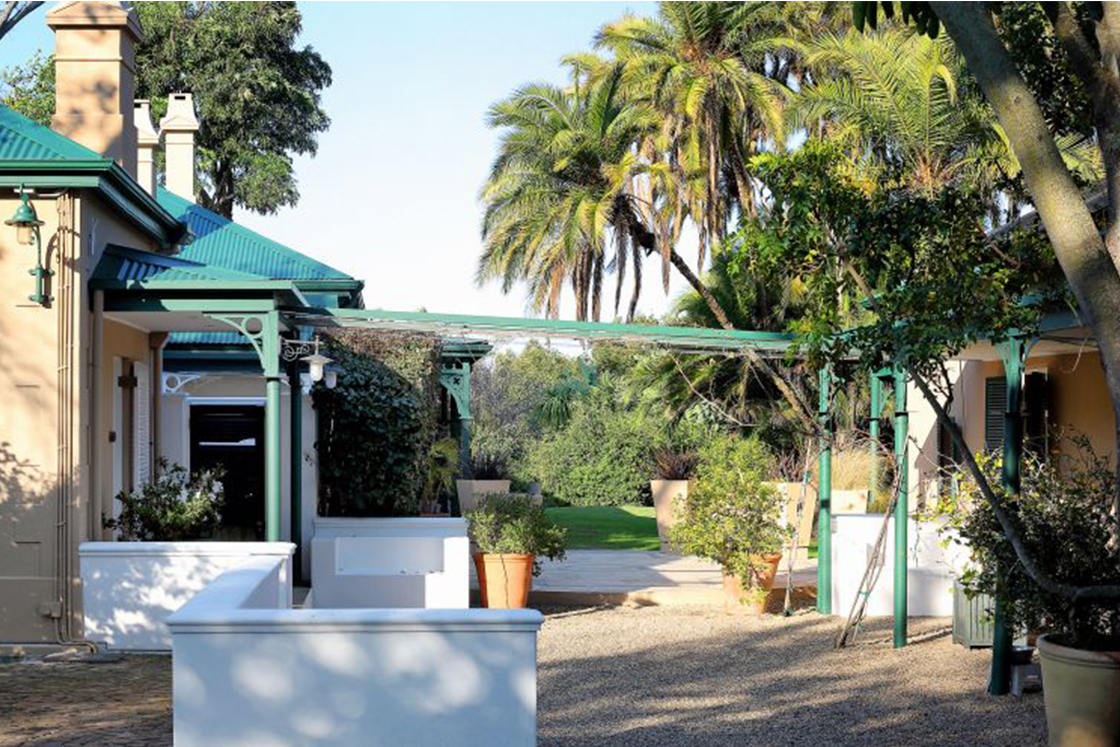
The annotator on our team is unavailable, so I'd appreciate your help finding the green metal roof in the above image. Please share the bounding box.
[93,244,268,284]
[157,187,358,283]
[0,105,102,161]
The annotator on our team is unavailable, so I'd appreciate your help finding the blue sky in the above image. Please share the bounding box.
[5,1,698,320]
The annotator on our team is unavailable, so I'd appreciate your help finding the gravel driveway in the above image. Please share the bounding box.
[0,606,1045,746]
[537,605,1046,747]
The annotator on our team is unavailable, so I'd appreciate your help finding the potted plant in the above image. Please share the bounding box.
[465,494,566,608]
[671,436,788,614]
[421,438,460,515]
[455,452,512,515]
[650,447,699,552]
[941,445,1120,746]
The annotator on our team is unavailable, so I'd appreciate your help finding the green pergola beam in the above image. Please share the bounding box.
[295,308,804,354]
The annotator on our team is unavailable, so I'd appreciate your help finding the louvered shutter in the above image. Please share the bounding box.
[133,361,151,487]
[984,377,1006,453]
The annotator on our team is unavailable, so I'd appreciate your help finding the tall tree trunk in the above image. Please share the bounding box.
[934,2,1120,528]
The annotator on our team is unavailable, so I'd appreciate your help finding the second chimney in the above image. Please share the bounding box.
[135,100,160,197]
[160,93,200,202]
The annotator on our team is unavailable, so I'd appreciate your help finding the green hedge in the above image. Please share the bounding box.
[314,330,442,516]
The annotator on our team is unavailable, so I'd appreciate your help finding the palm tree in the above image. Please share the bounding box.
[789,26,1070,198]
[594,2,786,273]
[479,64,660,321]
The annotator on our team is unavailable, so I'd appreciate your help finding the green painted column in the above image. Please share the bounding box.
[288,362,303,580]
[893,365,909,648]
[869,371,884,497]
[990,336,1027,695]
[265,375,282,541]
[440,362,474,474]
[816,367,833,615]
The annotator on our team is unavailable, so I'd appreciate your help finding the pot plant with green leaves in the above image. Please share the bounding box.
[936,443,1120,746]
[456,451,512,515]
[465,494,567,608]
[105,459,224,541]
[421,438,460,515]
[650,447,699,552]
[671,435,788,614]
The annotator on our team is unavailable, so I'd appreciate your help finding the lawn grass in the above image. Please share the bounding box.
[545,505,660,550]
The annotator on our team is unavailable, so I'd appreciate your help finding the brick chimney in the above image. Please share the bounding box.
[160,93,200,202]
[135,100,160,196]
[47,2,143,178]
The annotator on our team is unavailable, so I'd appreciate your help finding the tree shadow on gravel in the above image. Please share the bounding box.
[537,610,1045,747]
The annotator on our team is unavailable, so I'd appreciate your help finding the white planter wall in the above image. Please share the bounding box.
[830,514,967,617]
[169,555,542,747]
[311,517,469,609]
[79,541,294,651]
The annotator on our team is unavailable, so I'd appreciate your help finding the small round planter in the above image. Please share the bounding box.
[722,552,782,615]
[1038,634,1120,747]
[473,553,534,609]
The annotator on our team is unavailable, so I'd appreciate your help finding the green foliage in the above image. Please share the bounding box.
[930,444,1120,648]
[470,342,580,474]
[670,435,788,586]
[0,2,331,218]
[314,331,442,517]
[105,459,223,541]
[651,446,699,480]
[422,438,460,513]
[469,451,510,480]
[0,51,53,125]
[730,140,1059,384]
[465,494,567,576]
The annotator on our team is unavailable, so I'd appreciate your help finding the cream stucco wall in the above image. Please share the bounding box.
[159,374,318,579]
[907,350,1116,506]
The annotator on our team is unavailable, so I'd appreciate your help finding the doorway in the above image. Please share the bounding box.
[189,403,265,540]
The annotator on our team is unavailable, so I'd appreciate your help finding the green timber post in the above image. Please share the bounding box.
[893,365,909,648]
[288,361,303,581]
[440,362,474,474]
[816,366,833,615]
[869,370,884,497]
[207,311,282,542]
[990,335,1028,695]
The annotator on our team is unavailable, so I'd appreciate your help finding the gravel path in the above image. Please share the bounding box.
[0,607,1046,746]
[537,605,1046,747]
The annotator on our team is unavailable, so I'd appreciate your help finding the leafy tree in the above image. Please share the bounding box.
[849,0,1120,601]
[0,1,41,44]
[0,2,331,218]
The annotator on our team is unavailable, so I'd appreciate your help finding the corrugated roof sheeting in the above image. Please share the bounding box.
[0,105,102,161]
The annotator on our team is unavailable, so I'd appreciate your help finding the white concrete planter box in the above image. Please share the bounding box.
[311,517,469,609]
[830,514,966,617]
[169,555,542,747]
[79,541,294,651]
[455,479,512,514]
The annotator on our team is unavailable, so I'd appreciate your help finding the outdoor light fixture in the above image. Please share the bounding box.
[5,188,51,306]
[280,335,335,384]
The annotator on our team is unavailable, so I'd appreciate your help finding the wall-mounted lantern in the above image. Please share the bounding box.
[281,335,338,389]
[5,188,52,306]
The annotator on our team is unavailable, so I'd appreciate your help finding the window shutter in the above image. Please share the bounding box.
[133,361,151,487]
[984,376,1006,453]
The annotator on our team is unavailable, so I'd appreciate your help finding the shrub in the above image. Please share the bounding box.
[671,435,788,592]
[524,385,655,506]
[105,459,223,541]
[932,443,1120,649]
[465,494,567,576]
[314,331,441,516]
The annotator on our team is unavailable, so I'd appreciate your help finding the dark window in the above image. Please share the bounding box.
[984,376,1007,453]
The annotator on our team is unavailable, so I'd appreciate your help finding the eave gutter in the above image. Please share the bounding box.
[0,159,188,249]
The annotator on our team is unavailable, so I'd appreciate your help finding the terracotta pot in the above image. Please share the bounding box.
[722,552,783,615]
[473,553,534,609]
[1038,634,1120,747]
[650,480,690,552]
